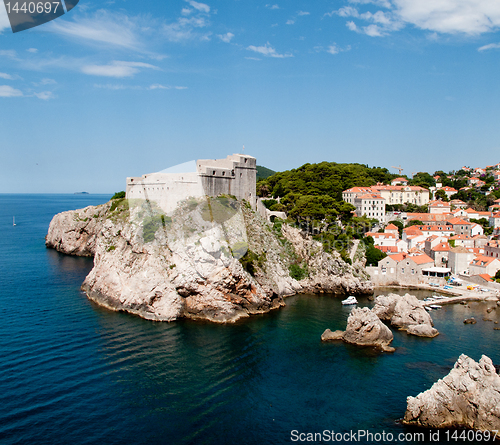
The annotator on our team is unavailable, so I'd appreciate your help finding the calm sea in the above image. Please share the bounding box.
[1,194,499,445]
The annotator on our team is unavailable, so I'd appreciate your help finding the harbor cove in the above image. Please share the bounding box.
[1,194,500,444]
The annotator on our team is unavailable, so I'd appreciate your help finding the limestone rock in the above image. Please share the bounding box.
[404,354,500,432]
[45,203,110,256]
[464,317,477,324]
[342,307,394,352]
[407,324,439,338]
[373,293,438,338]
[321,329,344,342]
[46,197,372,323]
[281,225,374,296]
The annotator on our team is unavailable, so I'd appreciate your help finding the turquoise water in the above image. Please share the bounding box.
[1,194,499,445]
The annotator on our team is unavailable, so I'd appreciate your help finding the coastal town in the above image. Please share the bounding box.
[341,163,500,288]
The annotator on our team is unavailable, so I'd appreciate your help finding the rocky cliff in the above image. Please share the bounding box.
[404,354,500,432]
[46,197,373,323]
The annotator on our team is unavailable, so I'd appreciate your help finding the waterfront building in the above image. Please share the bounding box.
[469,256,500,277]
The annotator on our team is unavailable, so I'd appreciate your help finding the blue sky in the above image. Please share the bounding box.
[1,0,500,193]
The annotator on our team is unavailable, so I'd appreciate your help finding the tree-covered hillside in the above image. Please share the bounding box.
[256,165,276,181]
[258,162,395,199]
[257,162,397,221]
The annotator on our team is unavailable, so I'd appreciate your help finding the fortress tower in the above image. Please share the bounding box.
[126,154,257,213]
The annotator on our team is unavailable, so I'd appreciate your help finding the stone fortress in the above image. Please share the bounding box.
[126,154,258,213]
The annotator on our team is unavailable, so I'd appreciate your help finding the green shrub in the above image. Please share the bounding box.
[111,191,126,200]
[289,263,308,280]
[142,214,171,243]
[239,249,266,276]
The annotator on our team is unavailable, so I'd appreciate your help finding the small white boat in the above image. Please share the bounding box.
[342,296,358,305]
[13,216,16,226]
[429,305,442,309]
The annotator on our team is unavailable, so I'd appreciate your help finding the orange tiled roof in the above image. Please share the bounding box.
[432,242,451,252]
[357,193,385,200]
[447,217,472,225]
[387,253,407,262]
[375,246,398,253]
[429,199,451,207]
[471,255,498,266]
[411,254,434,264]
[450,234,472,240]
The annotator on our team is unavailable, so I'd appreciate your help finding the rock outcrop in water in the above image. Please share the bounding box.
[321,307,395,352]
[46,197,373,323]
[404,354,500,432]
[373,293,439,338]
[343,307,395,352]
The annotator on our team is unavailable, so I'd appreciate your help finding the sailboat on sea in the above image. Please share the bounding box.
[13,216,16,226]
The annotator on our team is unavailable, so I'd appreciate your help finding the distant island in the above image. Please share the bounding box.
[74,192,89,195]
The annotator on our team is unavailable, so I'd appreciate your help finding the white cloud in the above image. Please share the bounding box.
[346,21,358,32]
[245,57,261,61]
[48,10,142,50]
[392,0,500,35]
[298,11,310,16]
[81,61,159,78]
[247,42,293,58]
[363,24,383,36]
[39,78,57,85]
[94,83,188,91]
[0,6,10,33]
[0,85,23,97]
[94,84,136,90]
[286,19,295,25]
[27,48,38,53]
[149,84,170,90]
[326,43,352,54]
[478,42,500,51]
[327,45,340,55]
[348,0,392,8]
[0,72,15,80]
[186,0,210,14]
[217,32,234,43]
[335,6,360,18]
[181,8,193,15]
[33,91,55,100]
[163,15,210,42]
[266,4,279,10]
[32,78,56,87]
[0,50,17,58]
[331,0,500,37]
[335,6,403,36]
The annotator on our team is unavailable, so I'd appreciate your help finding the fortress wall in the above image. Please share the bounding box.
[126,172,203,213]
[125,153,257,213]
[200,174,234,198]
